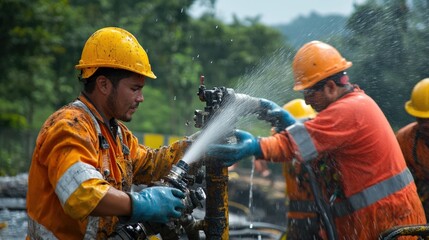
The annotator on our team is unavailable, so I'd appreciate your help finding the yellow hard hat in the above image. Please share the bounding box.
[75,27,156,79]
[292,41,352,91]
[283,99,317,119]
[405,78,429,118]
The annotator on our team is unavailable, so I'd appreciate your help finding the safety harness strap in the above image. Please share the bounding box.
[332,168,414,217]
[72,100,102,136]
[289,200,318,213]
[72,100,129,154]
[287,123,318,162]
[117,127,130,155]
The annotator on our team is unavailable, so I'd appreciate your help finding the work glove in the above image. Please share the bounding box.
[128,186,185,223]
[206,129,262,167]
[258,98,297,132]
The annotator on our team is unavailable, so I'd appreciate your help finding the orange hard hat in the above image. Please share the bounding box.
[75,27,156,79]
[283,98,317,119]
[292,41,352,91]
[405,78,429,118]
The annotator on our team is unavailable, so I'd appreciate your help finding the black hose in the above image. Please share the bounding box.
[303,163,338,240]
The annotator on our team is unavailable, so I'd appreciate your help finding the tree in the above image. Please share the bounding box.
[344,0,410,129]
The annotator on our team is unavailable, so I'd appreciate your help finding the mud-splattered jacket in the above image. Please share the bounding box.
[26,93,186,239]
[396,122,429,220]
[259,89,426,239]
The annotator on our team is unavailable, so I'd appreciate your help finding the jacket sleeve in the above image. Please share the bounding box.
[38,108,110,220]
[122,129,189,185]
[259,132,296,162]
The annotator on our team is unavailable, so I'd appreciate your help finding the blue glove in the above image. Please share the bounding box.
[206,130,262,167]
[128,186,185,223]
[259,98,297,132]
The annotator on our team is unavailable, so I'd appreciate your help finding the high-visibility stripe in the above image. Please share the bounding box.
[85,216,99,239]
[27,215,99,239]
[27,216,58,239]
[287,122,415,218]
[287,123,318,162]
[56,161,103,206]
[332,168,414,217]
[288,200,318,213]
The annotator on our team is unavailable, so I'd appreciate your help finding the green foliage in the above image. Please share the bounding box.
[344,0,414,130]
[0,0,79,128]
[0,129,34,176]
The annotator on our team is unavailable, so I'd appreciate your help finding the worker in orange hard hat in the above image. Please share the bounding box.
[26,27,195,239]
[206,40,426,239]
[396,78,429,221]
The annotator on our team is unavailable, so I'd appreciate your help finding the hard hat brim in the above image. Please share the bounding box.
[405,101,429,118]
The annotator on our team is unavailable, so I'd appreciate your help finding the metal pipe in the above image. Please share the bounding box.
[204,157,229,239]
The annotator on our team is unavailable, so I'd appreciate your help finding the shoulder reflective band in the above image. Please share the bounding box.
[289,200,318,213]
[332,168,414,217]
[287,122,318,162]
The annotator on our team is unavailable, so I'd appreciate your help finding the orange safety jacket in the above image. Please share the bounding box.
[260,89,426,239]
[26,93,186,240]
[396,122,429,219]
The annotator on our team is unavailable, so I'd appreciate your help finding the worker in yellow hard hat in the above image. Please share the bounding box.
[276,99,320,239]
[206,41,426,239]
[396,78,429,221]
[26,27,194,239]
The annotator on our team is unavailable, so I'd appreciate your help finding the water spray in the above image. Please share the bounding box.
[194,76,262,129]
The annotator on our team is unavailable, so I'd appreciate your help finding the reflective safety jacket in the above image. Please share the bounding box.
[396,122,429,220]
[26,94,187,239]
[260,89,426,239]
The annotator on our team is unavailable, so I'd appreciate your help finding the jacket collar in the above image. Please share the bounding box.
[77,92,119,138]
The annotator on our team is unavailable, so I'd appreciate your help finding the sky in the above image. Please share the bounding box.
[190,0,367,25]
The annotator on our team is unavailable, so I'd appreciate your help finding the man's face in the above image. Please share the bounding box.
[302,84,330,112]
[107,74,145,122]
[417,118,429,140]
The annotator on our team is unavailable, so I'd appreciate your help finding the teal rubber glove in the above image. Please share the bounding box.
[128,186,185,223]
[206,129,262,167]
[259,98,297,132]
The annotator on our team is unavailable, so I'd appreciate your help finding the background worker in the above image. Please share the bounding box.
[26,27,192,239]
[277,99,321,240]
[396,78,429,220]
[207,41,426,239]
